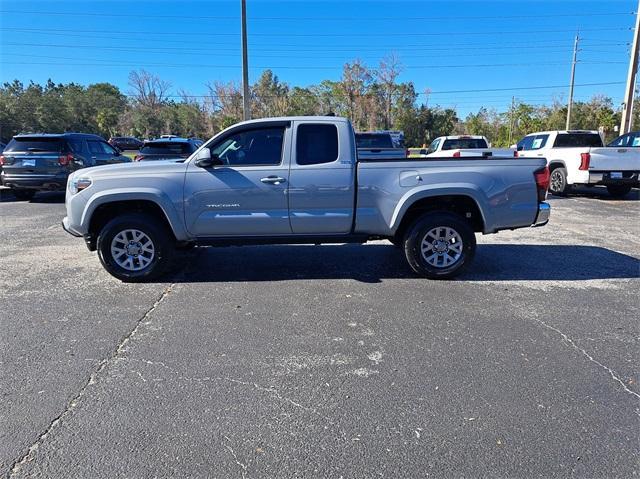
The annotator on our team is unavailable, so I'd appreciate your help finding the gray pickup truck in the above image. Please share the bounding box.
[63,116,550,282]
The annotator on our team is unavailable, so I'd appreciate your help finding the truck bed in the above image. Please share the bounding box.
[355,156,547,235]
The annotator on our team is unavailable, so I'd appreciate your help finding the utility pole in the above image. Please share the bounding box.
[566,33,579,130]
[620,2,640,134]
[241,0,251,121]
[508,96,515,145]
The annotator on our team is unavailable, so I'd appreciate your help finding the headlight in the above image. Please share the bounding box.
[69,177,92,194]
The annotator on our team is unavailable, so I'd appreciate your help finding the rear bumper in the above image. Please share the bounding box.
[588,171,639,187]
[1,172,69,190]
[532,202,550,227]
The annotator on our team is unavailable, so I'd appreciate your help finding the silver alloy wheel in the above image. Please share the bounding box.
[550,170,564,192]
[420,226,463,268]
[110,229,155,272]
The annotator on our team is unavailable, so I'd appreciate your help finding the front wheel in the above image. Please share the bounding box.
[97,213,175,282]
[403,212,476,279]
[606,185,632,198]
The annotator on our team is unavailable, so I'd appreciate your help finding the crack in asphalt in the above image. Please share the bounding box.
[532,317,640,402]
[223,435,248,479]
[6,283,176,478]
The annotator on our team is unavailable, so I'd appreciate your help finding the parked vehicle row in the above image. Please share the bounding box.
[62,116,551,282]
[0,133,131,200]
[517,130,640,197]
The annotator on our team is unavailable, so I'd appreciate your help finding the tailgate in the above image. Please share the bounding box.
[1,152,64,175]
[589,147,640,171]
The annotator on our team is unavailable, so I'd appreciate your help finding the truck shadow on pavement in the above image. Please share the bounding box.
[170,243,640,283]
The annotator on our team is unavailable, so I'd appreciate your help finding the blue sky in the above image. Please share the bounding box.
[0,0,635,117]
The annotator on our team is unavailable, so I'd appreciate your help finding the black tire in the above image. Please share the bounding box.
[606,185,632,198]
[549,167,569,196]
[403,212,476,280]
[96,213,175,282]
[12,189,36,201]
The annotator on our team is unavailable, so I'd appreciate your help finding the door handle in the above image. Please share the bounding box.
[261,176,286,185]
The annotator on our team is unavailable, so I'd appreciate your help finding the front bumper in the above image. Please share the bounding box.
[532,202,550,227]
[588,171,639,186]
[62,217,82,237]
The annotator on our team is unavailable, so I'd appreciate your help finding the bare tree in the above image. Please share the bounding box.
[128,70,171,109]
[377,53,403,129]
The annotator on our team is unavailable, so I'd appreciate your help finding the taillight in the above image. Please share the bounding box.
[514,150,518,157]
[452,151,461,158]
[58,153,74,166]
[0,155,5,165]
[405,148,410,157]
[134,155,143,161]
[534,166,550,202]
[579,152,590,170]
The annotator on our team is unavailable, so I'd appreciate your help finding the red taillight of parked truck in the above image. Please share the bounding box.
[579,152,590,170]
[134,155,144,161]
[0,155,5,166]
[452,151,461,157]
[534,166,550,202]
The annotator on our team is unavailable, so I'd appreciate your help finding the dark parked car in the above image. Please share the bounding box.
[608,131,640,147]
[108,136,144,151]
[134,138,200,161]
[0,133,131,200]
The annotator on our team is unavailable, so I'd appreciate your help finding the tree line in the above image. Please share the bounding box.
[0,57,628,147]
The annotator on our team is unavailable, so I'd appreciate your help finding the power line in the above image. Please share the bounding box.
[4,41,626,53]
[0,26,630,37]
[5,29,626,49]
[0,10,633,20]
[1,58,623,69]
[426,81,625,95]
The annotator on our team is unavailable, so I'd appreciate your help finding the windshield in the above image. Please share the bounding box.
[140,142,192,155]
[442,138,488,150]
[4,137,65,153]
[355,134,394,149]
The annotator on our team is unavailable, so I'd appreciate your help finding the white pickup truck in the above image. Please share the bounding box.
[422,135,514,158]
[516,130,640,197]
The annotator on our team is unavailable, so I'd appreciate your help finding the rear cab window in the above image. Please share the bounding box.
[355,133,393,149]
[553,133,603,148]
[4,137,65,153]
[297,124,339,165]
[442,138,488,150]
[141,142,194,155]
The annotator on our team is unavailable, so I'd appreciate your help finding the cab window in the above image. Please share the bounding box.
[211,127,284,166]
[296,124,338,165]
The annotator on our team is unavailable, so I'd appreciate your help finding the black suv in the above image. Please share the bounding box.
[108,136,144,150]
[0,133,131,200]
[134,138,200,161]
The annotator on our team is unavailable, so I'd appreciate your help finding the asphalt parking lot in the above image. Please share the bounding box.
[1,188,639,478]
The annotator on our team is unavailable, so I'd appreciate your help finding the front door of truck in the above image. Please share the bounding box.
[184,123,292,237]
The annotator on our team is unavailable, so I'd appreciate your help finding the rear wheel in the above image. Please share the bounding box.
[97,213,174,282]
[606,185,632,198]
[549,167,569,196]
[12,189,36,201]
[403,212,476,279]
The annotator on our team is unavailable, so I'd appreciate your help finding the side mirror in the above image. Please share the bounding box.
[516,145,524,151]
[194,148,223,168]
